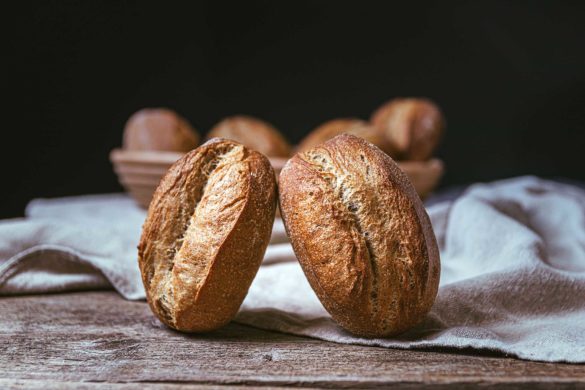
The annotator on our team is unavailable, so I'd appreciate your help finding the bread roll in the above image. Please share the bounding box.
[279,134,440,337]
[138,138,277,332]
[123,108,199,152]
[370,98,445,161]
[298,118,393,155]
[207,116,291,158]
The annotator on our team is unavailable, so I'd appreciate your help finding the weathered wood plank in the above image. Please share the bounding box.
[0,378,313,389]
[0,292,583,388]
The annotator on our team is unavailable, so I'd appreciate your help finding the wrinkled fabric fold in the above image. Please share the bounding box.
[0,177,584,362]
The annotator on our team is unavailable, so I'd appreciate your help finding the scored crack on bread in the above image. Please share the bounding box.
[138,138,277,332]
[278,134,440,337]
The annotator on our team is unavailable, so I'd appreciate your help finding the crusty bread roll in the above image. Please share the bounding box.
[370,98,445,161]
[123,108,199,152]
[207,115,291,158]
[138,138,277,332]
[279,134,440,337]
[298,118,394,155]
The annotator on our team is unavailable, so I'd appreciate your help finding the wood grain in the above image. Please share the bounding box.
[0,292,583,389]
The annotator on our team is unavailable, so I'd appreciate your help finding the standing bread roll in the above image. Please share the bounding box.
[138,138,277,332]
[279,134,440,337]
[370,98,445,161]
[207,115,291,158]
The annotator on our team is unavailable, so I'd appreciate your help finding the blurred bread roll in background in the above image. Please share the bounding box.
[371,98,445,161]
[207,115,291,158]
[123,108,199,152]
[298,118,393,155]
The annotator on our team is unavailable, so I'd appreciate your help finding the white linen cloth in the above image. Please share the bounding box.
[0,176,584,363]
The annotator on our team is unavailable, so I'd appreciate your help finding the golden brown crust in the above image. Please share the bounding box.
[123,108,199,152]
[278,134,440,337]
[138,138,277,332]
[298,118,395,156]
[370,98,445,161]
[206,116,291,158]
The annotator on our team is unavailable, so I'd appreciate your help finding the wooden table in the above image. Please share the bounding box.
[1,292,583,389]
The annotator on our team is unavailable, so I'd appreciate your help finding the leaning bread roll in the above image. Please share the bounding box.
[138,138,277,332]
[278,134,440,337]
[123,108,199,152]
[370,98,445,161]
[298,118,393,155]
[207,115,291,158]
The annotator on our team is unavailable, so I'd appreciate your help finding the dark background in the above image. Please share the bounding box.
[4,1,585,218]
